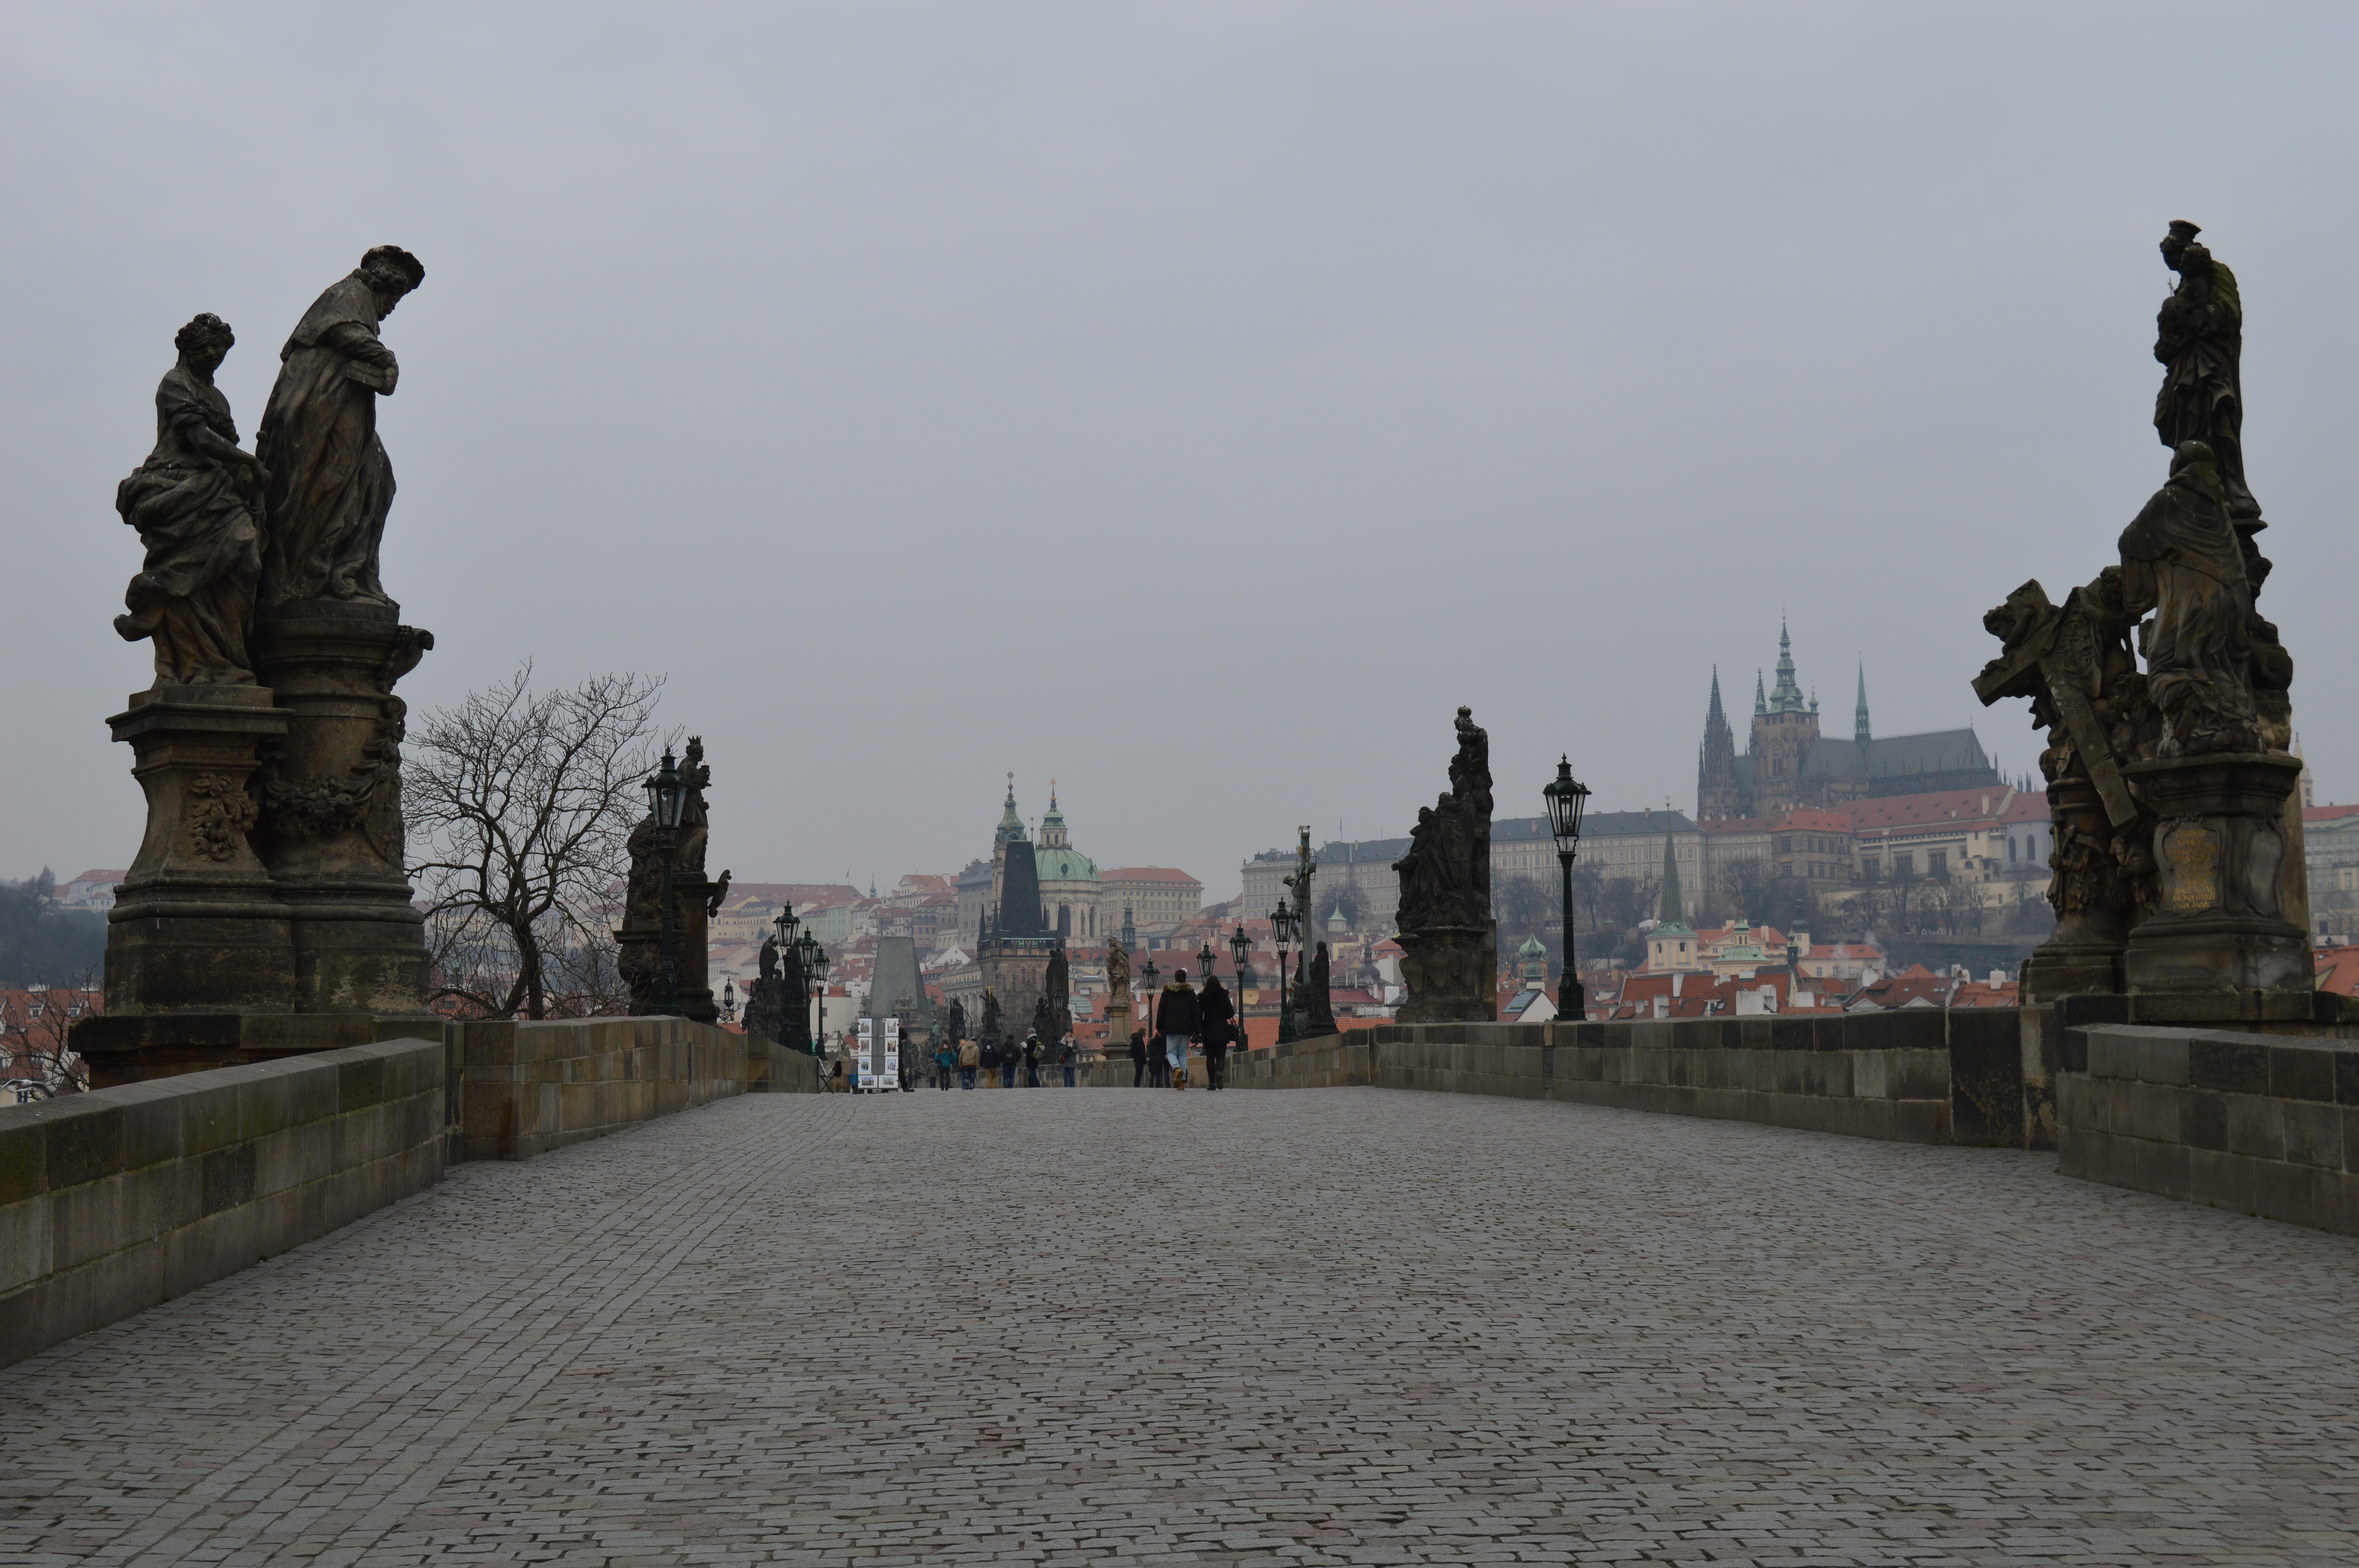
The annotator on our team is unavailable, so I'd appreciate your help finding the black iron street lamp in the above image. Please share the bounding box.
[1229,924,1252,1047]
[1543,754,1592,1018]
[801,935,830,1055]
[1197,935,1218,990]
[1140,956,1161,1039]
[1270,901,1297,1044]
[720,976,738,1024]
[770,904,805,1049]
[643,747,688,1015]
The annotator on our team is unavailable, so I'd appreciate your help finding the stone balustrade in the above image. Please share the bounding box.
[3,1018,817,1368]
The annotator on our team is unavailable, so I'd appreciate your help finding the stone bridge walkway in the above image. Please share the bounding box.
[4,1088,2356,1566]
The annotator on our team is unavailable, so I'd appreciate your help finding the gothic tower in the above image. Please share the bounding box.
[1748,619,1821,815]
[1696,666,1742,821]
[1854,661,1872,746]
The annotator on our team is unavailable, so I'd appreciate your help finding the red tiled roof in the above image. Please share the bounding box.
[1775,808,1854,833]
[1103,867,1202,885]
[2304,804,2359,825]
[1848,787,2021,832]
[2316,946,2359,997]
[2001,791,2050,824]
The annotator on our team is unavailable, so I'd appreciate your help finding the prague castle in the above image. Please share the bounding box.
[1696,622,1999,821]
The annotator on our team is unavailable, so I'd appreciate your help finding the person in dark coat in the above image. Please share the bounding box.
[1129,1028,1149,1088]
[1197,972,1235,1091]
[1158,970,1200,1090]
[1022,1031,1044,1087]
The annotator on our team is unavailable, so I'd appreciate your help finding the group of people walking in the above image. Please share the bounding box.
[1129,967,1238,1090]
[931,1030,1077,1090]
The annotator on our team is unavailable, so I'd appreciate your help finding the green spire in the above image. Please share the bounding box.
[1656,827,1685,925]
[1854,661,1872,745]
[996,773,1024,845]
[1768,618,1806,713]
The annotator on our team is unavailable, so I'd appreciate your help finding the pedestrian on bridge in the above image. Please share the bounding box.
[957,1035,979,1089]
[1158,969,1199,1091]
[1023,1031,1045,1087]
[1058,1032,1076,1087]
[934,1038,955,1090]
[1129,1028,1148,1087]
[999,1038,1018,1090]
[1197,971,1234,1091]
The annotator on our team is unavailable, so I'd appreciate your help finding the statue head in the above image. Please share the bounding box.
[2161,220,2202,270]
[173,312,234,376]
[2169,439,2217,475]
[360,245,425,315]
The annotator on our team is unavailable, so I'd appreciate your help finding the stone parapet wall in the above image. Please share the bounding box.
[449,1016,799,1161]
[2058,1023,2359,1235]
[1063,1012,2026,1147]
[0,1037,445,1368]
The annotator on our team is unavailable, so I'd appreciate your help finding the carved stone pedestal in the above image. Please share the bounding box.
[253,601,434,1015]
[97,685,295,1016]
[2121,753,2308,996]
[2021,775,2131,1005]
[1394,922,1497,1024]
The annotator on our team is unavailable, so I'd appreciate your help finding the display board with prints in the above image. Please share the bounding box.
[855,1017,899,1091]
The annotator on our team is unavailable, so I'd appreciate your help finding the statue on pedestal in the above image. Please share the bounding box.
[258,246,423,608]
[1392,707,1498,1022]
[741,934,784,1045]
[113,314,267,687]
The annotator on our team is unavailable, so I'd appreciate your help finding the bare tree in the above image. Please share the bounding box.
[1569,864,1605,932]
[1493,872,1552,939]
[1325,882,1368,931]
[408,664,663,1020]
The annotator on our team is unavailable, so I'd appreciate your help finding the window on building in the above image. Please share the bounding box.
[1893,853,1914,877]
[1928,851,1947,878]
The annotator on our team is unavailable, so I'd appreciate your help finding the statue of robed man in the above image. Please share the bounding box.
[258,245,424,607]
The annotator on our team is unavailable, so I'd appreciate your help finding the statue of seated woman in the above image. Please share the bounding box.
[113,313,268,687]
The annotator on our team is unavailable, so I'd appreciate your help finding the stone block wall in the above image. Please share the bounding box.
[1081,1011,2029,1147]
[2058,1023,2359,1236]
[0,1037,445,1368]
[449,1016,792,1161]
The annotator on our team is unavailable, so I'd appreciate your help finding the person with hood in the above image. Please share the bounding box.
[957,1033,980,1089]
[1022,1030,1045,1087]
[1129,1027,1148,1088]
[1000,1036,1018,1089]
[1197,971,1236,1091]
[1158,969,1200,1090]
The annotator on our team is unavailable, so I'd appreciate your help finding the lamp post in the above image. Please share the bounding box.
[1229,924,1252,1048]
[1140,956,1161,1041]
[643,748,688,1015]
[1270,901,1297,1044]
[1543,755,1592,1019]
[720,976,738,1024]
[801,935,830,1055]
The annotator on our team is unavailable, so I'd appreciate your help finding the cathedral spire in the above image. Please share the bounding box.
[1754,669,1767,717]
[1706,665,1727,726]
[1854,661,1872,745]
[1767,618,1805,713]
[1656,826,1685,926]
[996,773,1024,845]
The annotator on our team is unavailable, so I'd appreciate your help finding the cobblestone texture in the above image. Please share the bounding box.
[4,1087,2356,1566]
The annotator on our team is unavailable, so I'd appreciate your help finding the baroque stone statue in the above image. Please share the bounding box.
[2154,221,2258,526]
[1304,942,1336,1036]
[980,988,1002,1045]
[1395,707,1492,931]
[258,246,424,608]
[1105,935,1131,1015]
[1392,707,1498,1023]
[946,998,966,1047]
[2118,442,2259,758]
[113,314,267,687]
[618,737,724,1021]
[741,934,784,1045]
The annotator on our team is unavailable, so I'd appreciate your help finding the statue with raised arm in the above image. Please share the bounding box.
[258,245,424,607]
[113,314,268,686]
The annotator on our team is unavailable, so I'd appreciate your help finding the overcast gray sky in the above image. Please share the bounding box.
[5,3,2355,901]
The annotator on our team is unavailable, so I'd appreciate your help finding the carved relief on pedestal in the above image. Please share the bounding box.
[186,773,261,862]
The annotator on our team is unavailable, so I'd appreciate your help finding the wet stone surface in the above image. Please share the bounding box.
[3,1087,2356,1565]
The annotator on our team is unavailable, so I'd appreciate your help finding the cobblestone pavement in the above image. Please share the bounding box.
[5,1087,2358,1567]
